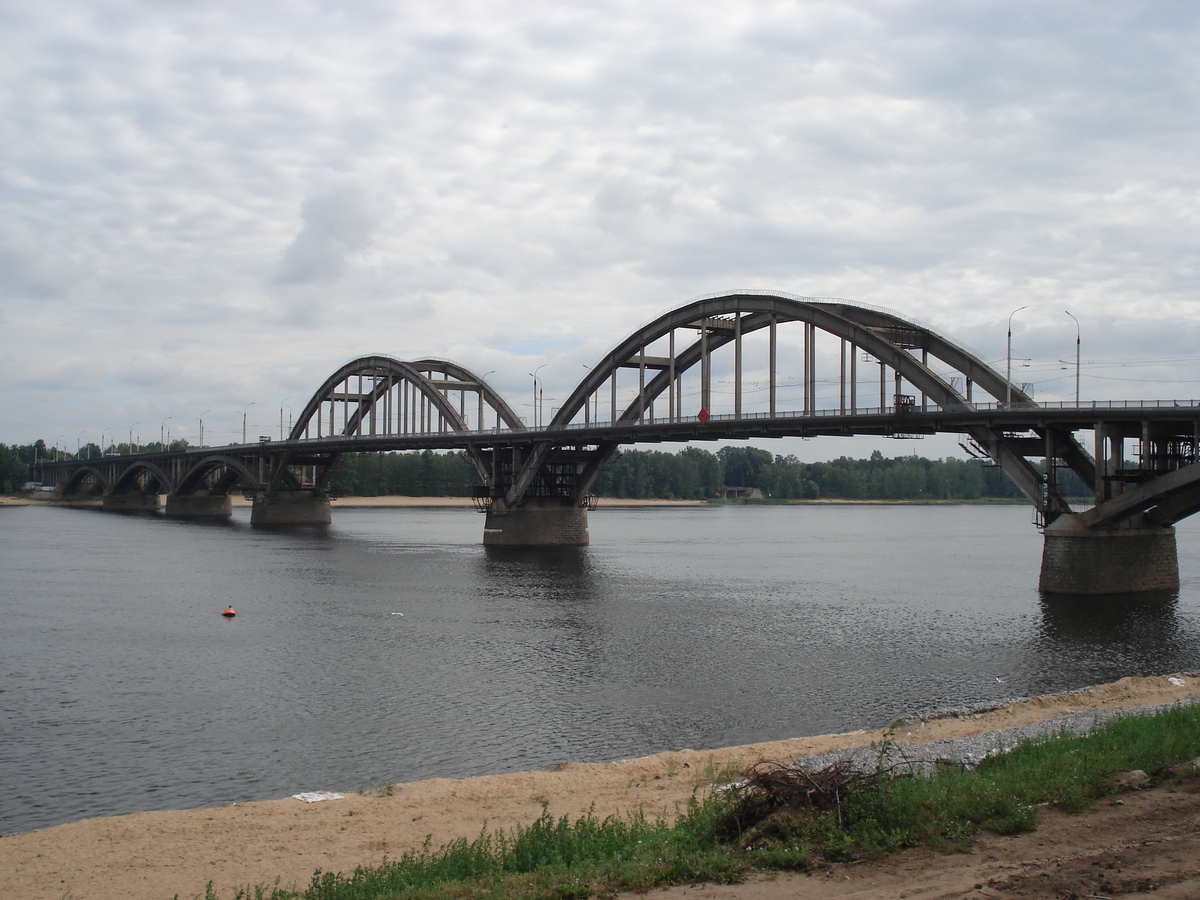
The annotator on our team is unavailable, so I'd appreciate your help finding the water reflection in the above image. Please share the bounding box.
[1039,589,1182,644]
[1033,589,1195,690]
[482,544,594,578]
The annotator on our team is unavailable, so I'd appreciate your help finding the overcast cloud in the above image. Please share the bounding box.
[1,1,1197,455]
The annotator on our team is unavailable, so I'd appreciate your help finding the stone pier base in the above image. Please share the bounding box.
[483,498,589,546]
[1040,514,1179,594]
[250,491,332,526]
[164,493,233,518]
[102,492,162,512]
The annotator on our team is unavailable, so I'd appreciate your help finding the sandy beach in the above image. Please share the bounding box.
[2,674,1198,900]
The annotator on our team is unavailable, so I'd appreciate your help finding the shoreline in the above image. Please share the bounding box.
[0,494,1032,509]
[2,674,1198,900]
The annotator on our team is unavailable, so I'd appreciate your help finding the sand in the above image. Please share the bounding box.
[3,674,1198,900]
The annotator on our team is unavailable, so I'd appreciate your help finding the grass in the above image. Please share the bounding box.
[192,704,1200,900]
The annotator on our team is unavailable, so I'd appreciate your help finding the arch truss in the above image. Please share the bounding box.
[498,291,1096,523]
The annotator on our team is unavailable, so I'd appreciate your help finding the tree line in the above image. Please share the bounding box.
[321,445,1069,501]
[2,439,1088,501]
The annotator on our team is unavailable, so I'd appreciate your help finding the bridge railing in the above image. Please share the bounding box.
[273,398,1200,443]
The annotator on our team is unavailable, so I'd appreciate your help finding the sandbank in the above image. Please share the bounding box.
[2,674,1198,900]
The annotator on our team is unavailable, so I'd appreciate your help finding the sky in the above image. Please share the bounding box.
[2,0,1197,459]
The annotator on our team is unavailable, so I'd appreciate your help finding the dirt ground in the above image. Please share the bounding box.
[2,675,1199,900]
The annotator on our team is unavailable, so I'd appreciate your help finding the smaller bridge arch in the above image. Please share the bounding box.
[59,464,109,498]
[174,454,264,497]
[290,355,524,442]
[109,460,173,496]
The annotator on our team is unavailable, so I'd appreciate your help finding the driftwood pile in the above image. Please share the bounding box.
[716,757,890,840]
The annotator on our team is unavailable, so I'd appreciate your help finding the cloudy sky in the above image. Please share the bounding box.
[2,1,1197,457]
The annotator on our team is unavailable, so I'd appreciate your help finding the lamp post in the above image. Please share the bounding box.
[1006,306,1027,408]
[1064,310,1080,406]
[102,427,112,456]
[55,435,65,462]
[160,416,172,451]
[197,410,210,447]
[129,422,140,453]
[77,430,86,457]
[279,397,290,440]
[241,402,254,444]
[529,364,546,428]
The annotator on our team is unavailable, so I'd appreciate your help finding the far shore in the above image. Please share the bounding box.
[1,493,1029,509]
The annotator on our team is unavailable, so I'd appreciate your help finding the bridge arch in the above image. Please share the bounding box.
[290,355,524,442]
[551,291,1028,430]
[503,292,1088,521]
[175,454,262,497]
[60,464,108,497]
[110,460,173,496]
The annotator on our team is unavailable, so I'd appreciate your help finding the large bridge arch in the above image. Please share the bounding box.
[507,291,1080,521]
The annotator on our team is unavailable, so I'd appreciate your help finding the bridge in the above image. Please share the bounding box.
[34,291,1200,595]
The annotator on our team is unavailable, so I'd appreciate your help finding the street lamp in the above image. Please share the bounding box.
[1064,310,1080,406]
[1006,306,1027,408]
[129,422,140,454]
[241,402,254,444]
[77,430,86,457]
[161,416,172,451]
[55,435,65,462]
[529,364,547,428]
[198,410,210,447]
[102,427,113,456]
[279,397,290,440]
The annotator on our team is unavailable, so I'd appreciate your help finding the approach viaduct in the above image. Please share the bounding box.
[34,291,1200,595]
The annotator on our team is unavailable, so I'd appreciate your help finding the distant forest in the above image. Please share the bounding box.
[1,440,1089,501]
[322,445,1089,502]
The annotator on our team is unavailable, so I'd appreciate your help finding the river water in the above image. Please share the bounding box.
[2,502,1198,835]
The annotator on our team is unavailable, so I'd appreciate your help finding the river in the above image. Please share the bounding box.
[2,502,1198,835]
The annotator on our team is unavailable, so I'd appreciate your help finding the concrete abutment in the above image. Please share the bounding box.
[482,497,589,546]
[164,493,233,518]
[1040,514,1179,594]
[250,491,332,526]
[102,493,162,512]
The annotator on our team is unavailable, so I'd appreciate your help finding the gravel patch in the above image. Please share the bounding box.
[791,698,1200,776]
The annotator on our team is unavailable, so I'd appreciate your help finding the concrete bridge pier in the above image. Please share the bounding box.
[1039,514,1179,594]
[482,497,590,546]
[164,493,233,518]
[102,493,162,512]
[250,490,331,526]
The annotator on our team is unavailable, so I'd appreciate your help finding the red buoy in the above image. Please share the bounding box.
[222,608,236,618]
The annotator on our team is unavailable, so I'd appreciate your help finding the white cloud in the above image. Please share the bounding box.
[0,0,1197,449]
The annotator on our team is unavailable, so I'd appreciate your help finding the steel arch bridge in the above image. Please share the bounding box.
[35,291,1200,594]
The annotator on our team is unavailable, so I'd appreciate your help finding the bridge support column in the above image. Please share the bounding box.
[483,498,589,546]
[164,493,233,518]
[250,491,331,525]
[102,493,162,512]
[1040,514,1178,594]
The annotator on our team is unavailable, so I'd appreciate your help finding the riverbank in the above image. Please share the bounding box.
[2,674,1197,900]
[323,496,708,508]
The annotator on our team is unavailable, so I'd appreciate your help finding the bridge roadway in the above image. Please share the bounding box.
[32,291,1200,595]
